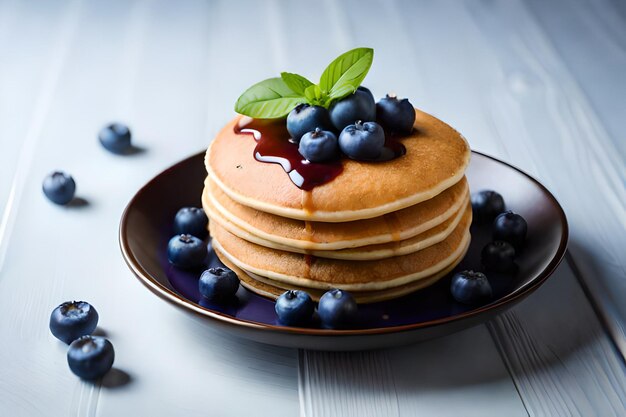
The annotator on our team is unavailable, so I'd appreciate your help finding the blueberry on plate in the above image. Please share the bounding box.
[338,120,385,160]
[286,104,334,143]
[450,270,492,305]
[98,123,132,154]
[275,290,315,326]
[167,234,207,269]
[471,190,505,221]
[49,301,99,344]
[376,94,416,135]
[493,211,527,249]
[481,241,516,272]
[329,86,376,130]
[298,128,340,162]
[174,207,208,239]
[357,85,375,101]
[318,289,358,329]
[42,171,76,205]
[199,267,240,301]
[67,336,114,380]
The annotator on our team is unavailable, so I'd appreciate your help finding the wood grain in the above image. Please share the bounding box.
[0,1,300,416]
[299,0,625,415]
[0,0,624,416]
[489,265,626,417]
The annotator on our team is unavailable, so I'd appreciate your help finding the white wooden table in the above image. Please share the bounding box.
[1,0,625,416]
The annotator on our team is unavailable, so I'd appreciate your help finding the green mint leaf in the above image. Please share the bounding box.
[327,83,357,102]
[234,77,304,119]
[304,84,326,106]
[303,84,330,107]
[280,72,314,96]
[319,47,373,94]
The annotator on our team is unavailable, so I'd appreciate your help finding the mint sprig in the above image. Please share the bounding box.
[234,77,304,119]
[234,47,374,119]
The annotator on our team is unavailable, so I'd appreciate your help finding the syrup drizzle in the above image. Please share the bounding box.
[303,254,314,279]
[234,118,343,191]
[234,117,407,190]
[383,212,403,241]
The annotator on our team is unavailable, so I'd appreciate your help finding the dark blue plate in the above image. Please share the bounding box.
[120,151,567,350]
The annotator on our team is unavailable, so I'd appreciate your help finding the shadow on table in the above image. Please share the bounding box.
[391,248,616,392]
[66,197,89,208]
[102,368,132,389]
[170,242,618,395]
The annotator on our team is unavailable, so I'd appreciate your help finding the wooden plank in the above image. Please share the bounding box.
[0,0,79,265]
[0,1,300,416]
[299,330,527,417]
[522,0,626,357]
[300,0,625,415]
[464,0,626,354]
[489,263,626,417]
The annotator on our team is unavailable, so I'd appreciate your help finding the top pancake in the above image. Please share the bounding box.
[206,109,470,222]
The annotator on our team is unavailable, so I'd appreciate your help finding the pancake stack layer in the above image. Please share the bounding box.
[203,109,472,303]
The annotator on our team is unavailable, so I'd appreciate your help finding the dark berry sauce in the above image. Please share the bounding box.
[234,118,343,191]
[234,117,406,190]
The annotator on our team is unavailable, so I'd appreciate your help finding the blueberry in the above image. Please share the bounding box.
[298,128,340,162]
[493,211,527,249]
[199,267,240,301]
[42,171,76,205]
[98,123,132,154]
[275,290,315,326]
[174,207,208,239]
[376,94,416,135]
[481,241,516,272]
[318,289,358,329]
[67,336,114,380]
[329,86,376,130]
[357,85,375,101]
[286,104,334,143]
[338,120,385,160]
[167,234,207,269]
[471,190,505,221]
[450,270,492,305]
[49,301,99,344]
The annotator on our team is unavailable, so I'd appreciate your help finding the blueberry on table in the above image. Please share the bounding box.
[167,234,207,269]
[481,241,516,272]
[318,289,358,329]
[174,207,208,239]
[42,171,76,205]
[450,271,493,305]
[338,120,385,160]
[49,301,99,344]
[275,290,315,326]
[298,128,340,162]
[329,86,376,131]
[493,211,527,249]
[286,104,334,143]
[67,336,114,380]
[199,267,240,301]
[375,94,416,135]
[471,190,505,221]
[98,123,132,154]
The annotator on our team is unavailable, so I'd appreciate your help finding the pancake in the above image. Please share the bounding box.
[205,187,471,260]
[217,247,467,304]
[209,211,471,291]
[203,175,469,251]
[206,109,470,222]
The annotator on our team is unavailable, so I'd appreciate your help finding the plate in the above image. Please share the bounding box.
[119,151,568,350]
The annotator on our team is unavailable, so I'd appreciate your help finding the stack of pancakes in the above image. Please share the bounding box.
[203,109,472,303]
